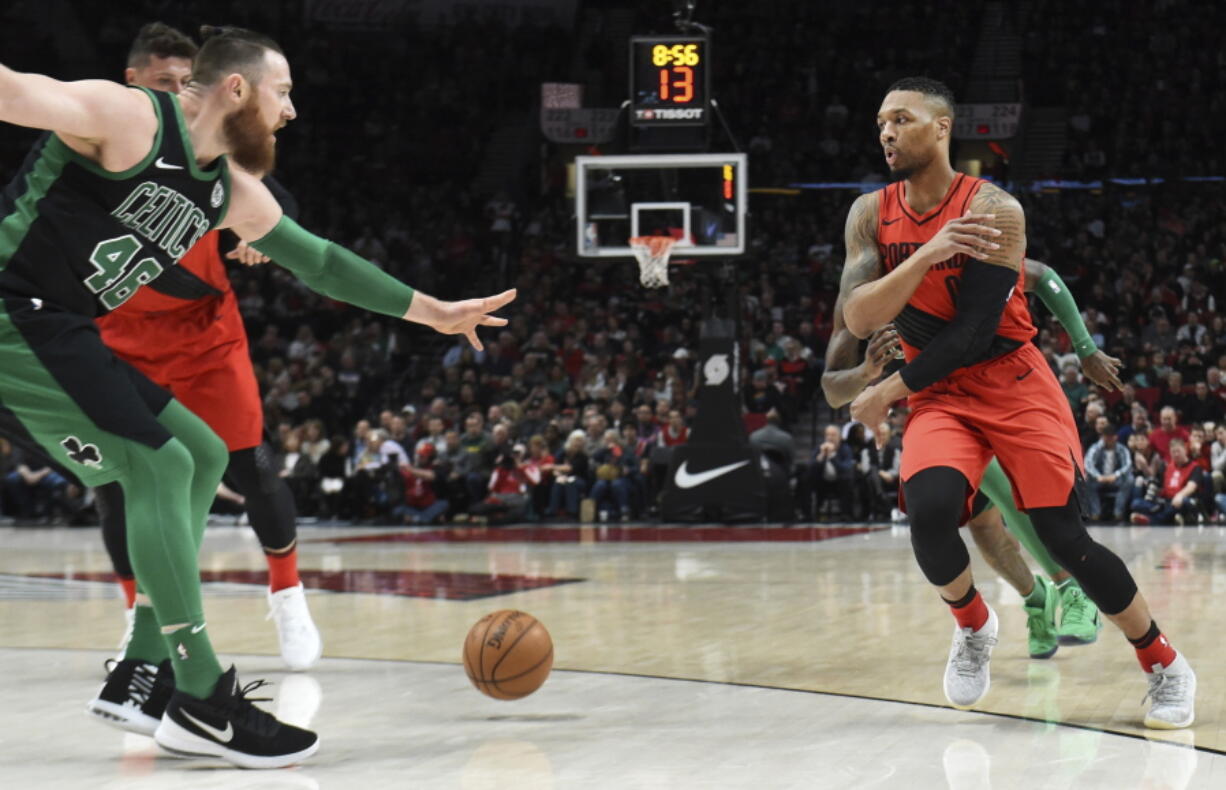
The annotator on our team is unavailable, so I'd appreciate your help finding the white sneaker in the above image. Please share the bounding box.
[944,606,998,709]
[1143,651,1196,729]
[267,584,322,671]
[890,508,908,524]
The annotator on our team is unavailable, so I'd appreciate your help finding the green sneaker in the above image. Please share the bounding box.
[1023,575,1059,659]
[1057,581,1102,645]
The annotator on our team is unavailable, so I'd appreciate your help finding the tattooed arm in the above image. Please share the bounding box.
[841,193,1002,339]
[821,293,901,408]
[849,183,1025,429]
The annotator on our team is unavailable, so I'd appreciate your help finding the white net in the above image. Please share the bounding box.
[629,236,676,289]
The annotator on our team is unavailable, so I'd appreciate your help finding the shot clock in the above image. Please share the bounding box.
[629,35,710,128]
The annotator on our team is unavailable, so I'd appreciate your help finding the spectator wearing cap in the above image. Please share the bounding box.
[1084,420,1132,521]
[1149,406,1190,462]
[395,442,449,525]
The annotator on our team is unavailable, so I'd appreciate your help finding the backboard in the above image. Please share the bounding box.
[575,153,747,258]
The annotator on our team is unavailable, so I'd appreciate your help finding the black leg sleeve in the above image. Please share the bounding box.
[95,482,132,578]
[1028,491,1138,615]
[224,445,299,551]
[902,466,973,586]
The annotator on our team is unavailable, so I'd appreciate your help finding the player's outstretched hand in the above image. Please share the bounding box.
[225,241,271,266]
[919,211,1001,264]
[413,289,517,351]
[1080,350,1123,392]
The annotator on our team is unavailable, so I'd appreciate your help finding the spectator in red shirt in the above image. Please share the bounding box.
[469,442,540,524]
[658,410,689,447]
[1130,439,1206,525]
[394,443,449,525]
[1148,406,1191,462]
[525,435,555,517]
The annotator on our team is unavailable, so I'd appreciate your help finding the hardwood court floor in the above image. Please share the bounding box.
[0,521,1221,788]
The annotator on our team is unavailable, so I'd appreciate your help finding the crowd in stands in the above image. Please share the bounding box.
[0,3,1223,527]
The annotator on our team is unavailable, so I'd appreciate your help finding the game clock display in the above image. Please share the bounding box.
[629,35,710,127]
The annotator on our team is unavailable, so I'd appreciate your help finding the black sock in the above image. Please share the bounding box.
[1128,620,1161,650]
[941,585,978,609]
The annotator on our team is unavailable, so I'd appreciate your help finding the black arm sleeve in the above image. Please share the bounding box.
[898,261,1020,393]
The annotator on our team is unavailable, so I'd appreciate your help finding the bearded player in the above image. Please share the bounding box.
[840,77,1193,728]
[92,23,321,679]
[823,257,1121,659]
[0,25,515,766]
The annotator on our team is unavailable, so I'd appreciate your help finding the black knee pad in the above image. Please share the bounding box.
[226,445,298,551]
[1029,494,1138,615]
[226,444,281,497]
[903,466,972,587]
[96,482,132,577]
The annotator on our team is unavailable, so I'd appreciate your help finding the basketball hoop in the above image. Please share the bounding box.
[629,235,677,288]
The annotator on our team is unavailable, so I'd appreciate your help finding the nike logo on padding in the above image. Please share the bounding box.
[155,157,183,170]
[881,217,901,225]
[1016,368,1034,381]
[182,710,234,743]
[674,460,750,489]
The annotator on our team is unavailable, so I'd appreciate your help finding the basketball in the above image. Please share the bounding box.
[462,610,553,700]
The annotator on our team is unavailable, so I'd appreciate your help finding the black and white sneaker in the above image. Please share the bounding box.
[87,658,174,736]
[154,666,319,769]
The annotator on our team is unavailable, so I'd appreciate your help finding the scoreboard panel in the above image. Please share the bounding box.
[629,35,710,127]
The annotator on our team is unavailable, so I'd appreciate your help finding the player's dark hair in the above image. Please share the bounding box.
[127,22,198,68]
[887,76,956,119]
[191,25,283,87]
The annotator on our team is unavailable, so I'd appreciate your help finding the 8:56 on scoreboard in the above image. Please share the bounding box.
[629,35,710,127]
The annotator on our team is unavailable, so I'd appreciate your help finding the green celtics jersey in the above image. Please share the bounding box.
[0,87,230,317]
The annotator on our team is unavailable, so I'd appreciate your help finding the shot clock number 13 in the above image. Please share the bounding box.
[630,35,710,127]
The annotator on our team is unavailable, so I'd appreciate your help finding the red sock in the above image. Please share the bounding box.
[1131,622,1177,671]
[118,576,136,608]
[945,587,989,632]
[265,548,300,593]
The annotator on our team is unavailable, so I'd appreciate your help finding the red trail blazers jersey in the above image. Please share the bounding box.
[874,173,1035,366]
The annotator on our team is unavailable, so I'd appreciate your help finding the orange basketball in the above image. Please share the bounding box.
[462,610,553,700]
